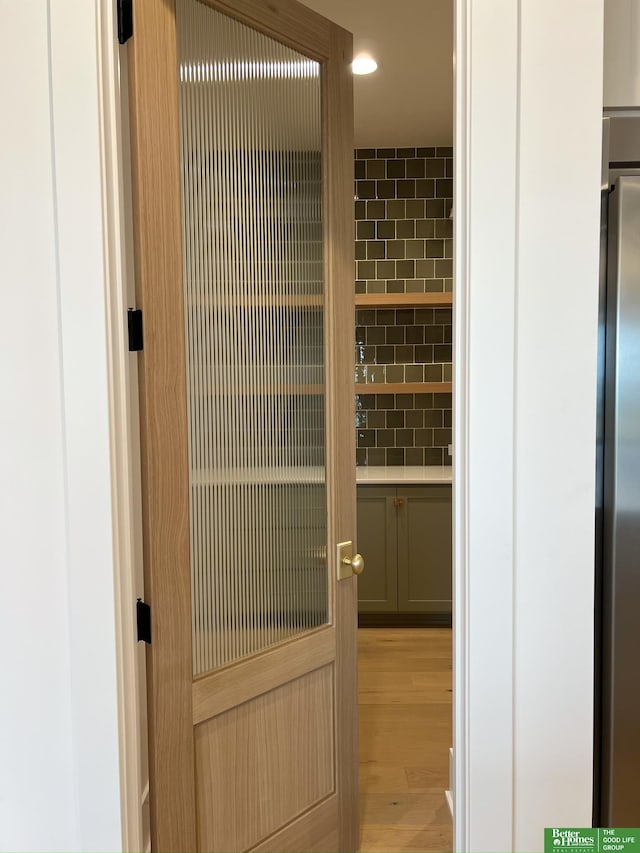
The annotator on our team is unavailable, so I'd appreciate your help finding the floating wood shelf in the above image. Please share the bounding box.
[355,293,453,309]
[355,382,452,395]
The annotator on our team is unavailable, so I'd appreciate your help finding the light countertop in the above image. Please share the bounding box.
[190,465,452,486]
[356,465,452,485]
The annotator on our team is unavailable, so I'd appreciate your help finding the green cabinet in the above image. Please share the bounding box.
[356,487,398,612]
[357,484,452,618]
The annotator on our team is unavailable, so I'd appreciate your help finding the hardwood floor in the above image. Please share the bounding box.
[358,628,453,853]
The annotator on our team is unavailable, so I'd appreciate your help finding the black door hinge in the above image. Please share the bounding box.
[117,0,133,44]
[127,308,143,352]
[136,598,151,644]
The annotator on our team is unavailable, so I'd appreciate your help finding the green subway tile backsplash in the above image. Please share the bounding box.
[355,148,453,296]
[354,147,454,467]
[355,308,452,376]
[355,393,453,467]
[355,308,453,466]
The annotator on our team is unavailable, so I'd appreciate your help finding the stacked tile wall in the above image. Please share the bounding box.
[355,392,452,467]
[354,147,453,466]
[355,146,453,294]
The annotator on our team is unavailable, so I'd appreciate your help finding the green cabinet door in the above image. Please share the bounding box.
[356,486,397,612]
[397,485,452,613]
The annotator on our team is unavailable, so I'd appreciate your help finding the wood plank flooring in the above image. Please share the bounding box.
[358,628,453,853]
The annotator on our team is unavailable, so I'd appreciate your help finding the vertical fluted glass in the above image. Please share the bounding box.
[176,0,326,676]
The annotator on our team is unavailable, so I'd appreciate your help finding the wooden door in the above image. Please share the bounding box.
[125,1,357,850]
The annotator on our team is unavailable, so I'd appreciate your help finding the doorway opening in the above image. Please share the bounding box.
[301,2,454,850]
[112,0,455,848]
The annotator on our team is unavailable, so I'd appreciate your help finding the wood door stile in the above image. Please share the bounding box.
[127,1,195,850]
[192,626,335,723]
[127,0,357,850]
[325,21,358,853]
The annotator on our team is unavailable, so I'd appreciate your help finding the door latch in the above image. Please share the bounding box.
[337,541,365,580]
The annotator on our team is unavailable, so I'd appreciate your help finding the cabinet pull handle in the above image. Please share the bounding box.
[394,497,405,509]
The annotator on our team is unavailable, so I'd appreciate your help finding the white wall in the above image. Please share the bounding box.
[0,2,123,850]
[0,5,77,847]
[604,0,640,107]
[455,0,603,850]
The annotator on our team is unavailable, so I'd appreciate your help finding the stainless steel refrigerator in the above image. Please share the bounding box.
[595,114,640,826]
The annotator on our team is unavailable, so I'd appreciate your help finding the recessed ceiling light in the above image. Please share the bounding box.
[352,55,378,75]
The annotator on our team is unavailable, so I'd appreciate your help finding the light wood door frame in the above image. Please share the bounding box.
[126,1,356,850]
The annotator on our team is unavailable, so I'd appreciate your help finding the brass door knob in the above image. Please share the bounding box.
[343,553,365,575]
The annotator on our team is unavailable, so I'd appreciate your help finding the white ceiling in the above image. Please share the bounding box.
[299,0,454,147]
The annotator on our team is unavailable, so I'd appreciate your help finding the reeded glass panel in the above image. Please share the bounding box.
[176,0,327,676]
